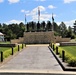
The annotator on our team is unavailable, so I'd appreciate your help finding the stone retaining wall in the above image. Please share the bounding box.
[23,31,54,44]
[0,44,16,47]
[11,37,24,44]
[10,31,70,44]
[55,36,70,43]
[60,42,76,46]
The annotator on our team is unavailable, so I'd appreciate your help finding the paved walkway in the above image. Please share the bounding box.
[0,45,63,71]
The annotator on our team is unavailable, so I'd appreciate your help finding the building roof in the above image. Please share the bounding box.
[0,32,4,36]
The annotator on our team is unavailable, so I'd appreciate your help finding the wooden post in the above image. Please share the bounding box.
[53,44,55,50]
[25,44,26,47]
[51,43,52,48]
[22,44,23,49]
[18,45,19,51]
[12,47,14,55]
[56,46,58,55]
[1,51,3,62]
[62,50,65,62]
[49,43,50,46]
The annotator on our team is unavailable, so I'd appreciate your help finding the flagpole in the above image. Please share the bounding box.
[25,14,27,32]
[38,7,40,23]
[52,13,54,31]
[25,14,26,24]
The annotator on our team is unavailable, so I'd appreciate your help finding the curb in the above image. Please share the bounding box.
[0,70,76,75]
[48,46,76,71]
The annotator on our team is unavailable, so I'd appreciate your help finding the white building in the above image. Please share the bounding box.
[0,32,4,41]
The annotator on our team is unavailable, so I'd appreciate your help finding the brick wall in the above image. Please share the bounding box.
[60,42,76,46]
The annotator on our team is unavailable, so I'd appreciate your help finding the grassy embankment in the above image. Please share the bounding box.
[0,42,25,62]
[58,46,76,66]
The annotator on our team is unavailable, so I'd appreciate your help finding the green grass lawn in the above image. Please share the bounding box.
[58,46,76,66]
[51,43,76,66]
[0,41,10,44]
[0,44,25,61]
[59,46,76,57]
[0,47,11,52]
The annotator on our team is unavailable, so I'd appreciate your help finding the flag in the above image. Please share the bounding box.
[38,7,40,16]
[25,14,26,24]
[52,13,54,22]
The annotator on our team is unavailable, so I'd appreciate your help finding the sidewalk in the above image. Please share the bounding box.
[0,45,63,71]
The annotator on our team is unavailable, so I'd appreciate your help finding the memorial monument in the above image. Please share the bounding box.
[11,7,70,44]
[23,7,55,44]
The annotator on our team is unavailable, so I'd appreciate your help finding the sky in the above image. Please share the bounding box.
[0,0,76,27]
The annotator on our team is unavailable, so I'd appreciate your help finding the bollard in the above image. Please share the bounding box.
[25,44,26,47]
[12,47,14,55]
[18,45,20,51]
[49,43,50,47]
[22,44,23,49]
[62,50,65,62]
[1,51,3,62]
[49,43,52,47]
[53,45,55,50]
[51,43,52,48]
[56,46,58,55]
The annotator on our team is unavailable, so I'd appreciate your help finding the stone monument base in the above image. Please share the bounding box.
[11,31,70,44]
[23,31,54,44]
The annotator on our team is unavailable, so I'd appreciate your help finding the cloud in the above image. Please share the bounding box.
[57,19,75,27]
[64,20,75,27]
[48,5,56,9]
[27,6,47,21]
[21,9,30,13]
[8,0,20,4]
[5,20,23,24]
[32,14,51,21]
[21,10,25,13]
[0,0,4,3]
[64,0,76,3]
[31,6,45,15]
[32,13,56,22]
[21,6,56,22]
[22,6,46,16]
[35,0,46,1]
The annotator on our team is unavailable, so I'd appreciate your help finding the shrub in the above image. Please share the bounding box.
[71,33,76,39]
[3,48,11,59]
[62,50,72,61]
[58,46,76,67]
[67,57,76,67]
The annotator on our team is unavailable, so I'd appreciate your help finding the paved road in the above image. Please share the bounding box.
[0,45,63,71]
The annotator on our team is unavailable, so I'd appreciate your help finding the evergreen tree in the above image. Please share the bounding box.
[66,26,75,39]
[26,23,29,32]
[46,21,52,31]
[53,22,59,32]
[37,21,40,31]
[41,21,46,31]
[73,20,76,34]
[58,22,67,37]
